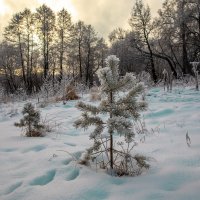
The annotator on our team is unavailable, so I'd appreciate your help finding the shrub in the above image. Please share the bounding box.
[15,103,44,137]
[64,85,79,100]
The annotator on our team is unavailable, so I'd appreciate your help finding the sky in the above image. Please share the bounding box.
[0,0,163,39]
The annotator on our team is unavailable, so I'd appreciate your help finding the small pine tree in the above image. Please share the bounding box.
[74,55,148,175]
[15,103,44,137]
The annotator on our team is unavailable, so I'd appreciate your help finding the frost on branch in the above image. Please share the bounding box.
[74,55,149,176]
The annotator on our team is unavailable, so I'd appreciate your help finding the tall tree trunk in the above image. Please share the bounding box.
[29,34,34,94]
[46,32,49,78]
[180,0,192,75]
[27,29,32,94]
[43,33,47,78]
[182,24,191,74]
[85,44,91,86]
[78,39,82,80]
[18,34,26,85]
[109,92,113,170]
[59,30,64,82]
[146,38,158,83]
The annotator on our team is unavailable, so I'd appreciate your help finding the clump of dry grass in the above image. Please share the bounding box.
[63,85,80,101]
[54,85,80,103]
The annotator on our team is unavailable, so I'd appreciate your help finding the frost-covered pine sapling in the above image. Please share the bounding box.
[74,55,148,175]
[15,103,44,137]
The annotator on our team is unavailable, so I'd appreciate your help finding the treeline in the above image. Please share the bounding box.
[109,0,200,83]
[0,5,108,94]
[0,0,200,95]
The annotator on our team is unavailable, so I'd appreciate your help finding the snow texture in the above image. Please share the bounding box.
[0,87,200,200]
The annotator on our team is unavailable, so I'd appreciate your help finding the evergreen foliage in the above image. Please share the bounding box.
[15,103,44,137]
[74,55,149,176]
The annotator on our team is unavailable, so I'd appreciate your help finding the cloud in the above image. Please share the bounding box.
[71,0,133,37]
[3,0,38,11]
[0,0,38,38]
[0,0,163,39]
[70,0,163,37]
[145,0,163,15]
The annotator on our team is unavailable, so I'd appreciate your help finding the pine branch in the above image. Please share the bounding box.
[118,83,144,105]
[74,112,104,129]
[90,124,104,139]
[117,73,137,91]
[108,116,133,132]
[76,101,99,115]
[136,101,148,112]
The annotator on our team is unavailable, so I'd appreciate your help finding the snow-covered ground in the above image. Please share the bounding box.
[0,87,200,200]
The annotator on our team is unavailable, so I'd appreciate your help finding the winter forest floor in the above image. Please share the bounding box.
[0,86,200,200]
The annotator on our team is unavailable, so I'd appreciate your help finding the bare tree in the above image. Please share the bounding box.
[56,9,72,82]
[35,4,55,79]
[0,42,19,93]
[129,0,158,83]
[4,12,26,86]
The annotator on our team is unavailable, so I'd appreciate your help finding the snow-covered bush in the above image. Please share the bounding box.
[74,55,149,176]
[191,62,199,91]
[137,71,153,87]
[163,69,173,91]
[76,83,90,98]
[15,103,44,137]
[38,74,79,106]
[89,86,101,101]
[38,75,58,103]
